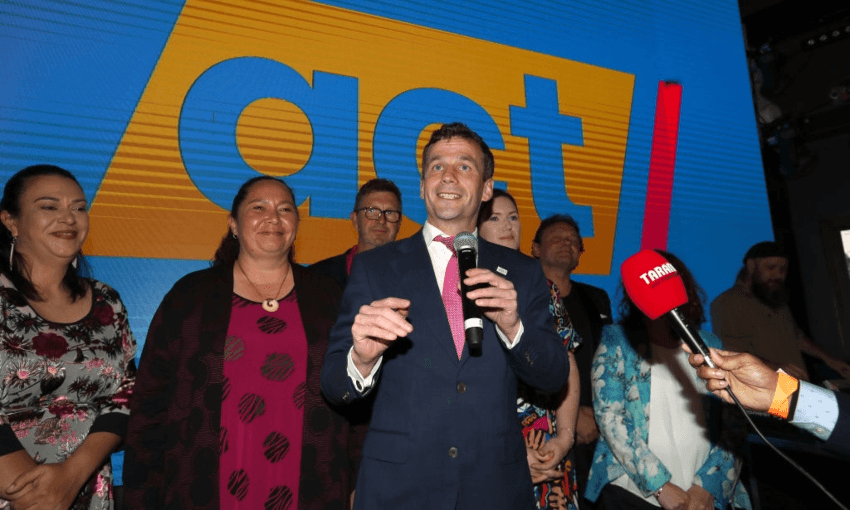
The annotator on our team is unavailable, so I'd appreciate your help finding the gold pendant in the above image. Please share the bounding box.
[262,298,279,313]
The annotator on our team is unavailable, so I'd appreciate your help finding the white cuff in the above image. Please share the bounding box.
[497,320,524,349]
[346,346,382,394]
[791,380,839,441]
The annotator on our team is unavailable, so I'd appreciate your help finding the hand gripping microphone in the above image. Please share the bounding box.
[621,250,850,510]
[620,249,715,368]
[454,232,485,356]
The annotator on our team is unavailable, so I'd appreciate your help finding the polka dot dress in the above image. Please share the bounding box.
[220,290,306,509]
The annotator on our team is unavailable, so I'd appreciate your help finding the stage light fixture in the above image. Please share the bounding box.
[800,18,850,50]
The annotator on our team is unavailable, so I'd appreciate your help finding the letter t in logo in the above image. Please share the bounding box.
[510,75,593,235]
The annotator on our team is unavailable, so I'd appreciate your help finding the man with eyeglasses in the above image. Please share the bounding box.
[311,178,403,289]
[311,178,402,507]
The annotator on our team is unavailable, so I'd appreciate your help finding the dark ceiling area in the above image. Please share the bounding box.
[738,1,850,169]
[740,0,850,48]
[734,1,850,370]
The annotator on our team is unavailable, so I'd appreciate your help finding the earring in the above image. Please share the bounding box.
[8,236,15,268]
[232,232,238,240]
[72,256,78,269]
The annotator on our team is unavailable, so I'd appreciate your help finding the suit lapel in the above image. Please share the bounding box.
[477,238,498,274]
[393,232,462,366]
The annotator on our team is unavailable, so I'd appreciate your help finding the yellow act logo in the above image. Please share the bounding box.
[86,0,634,275]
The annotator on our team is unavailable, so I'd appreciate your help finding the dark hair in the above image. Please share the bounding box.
[421,122,495,181]
[743,240,787,264]
[617,250,707,346]
[532,214,584,252]
[0,164,91,301]
[354,178,402,211]
[212,175,298,267]
[477,188,517,228]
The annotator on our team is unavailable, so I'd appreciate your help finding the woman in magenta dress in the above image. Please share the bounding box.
[124,176,354,509]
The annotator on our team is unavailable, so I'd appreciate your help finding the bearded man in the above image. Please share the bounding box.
[711,241,850,382]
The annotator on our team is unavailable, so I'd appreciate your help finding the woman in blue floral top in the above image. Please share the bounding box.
[587,250,750,510]
[0,165,136,510]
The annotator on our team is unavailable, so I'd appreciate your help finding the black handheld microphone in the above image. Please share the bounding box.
[454,232,485,356]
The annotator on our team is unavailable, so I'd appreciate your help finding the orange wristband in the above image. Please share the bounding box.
[768,372,799,419]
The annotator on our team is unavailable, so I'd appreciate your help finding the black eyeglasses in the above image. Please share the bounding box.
[355,207,402,223]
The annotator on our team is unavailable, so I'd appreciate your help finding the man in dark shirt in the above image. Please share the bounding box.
[310,178,402,288]
[531,214,612,508]
[310,177,402,504]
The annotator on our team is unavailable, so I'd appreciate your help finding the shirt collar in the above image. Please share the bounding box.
[422,221,479,248]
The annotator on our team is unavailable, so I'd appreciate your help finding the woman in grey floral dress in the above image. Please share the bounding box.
[0,165,136,509]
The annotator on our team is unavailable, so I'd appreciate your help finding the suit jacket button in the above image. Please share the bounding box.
[448,447,458,458]
[342,391,350,402]
[456,382,467,393]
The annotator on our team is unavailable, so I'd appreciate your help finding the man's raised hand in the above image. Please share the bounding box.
[351,297,412,376]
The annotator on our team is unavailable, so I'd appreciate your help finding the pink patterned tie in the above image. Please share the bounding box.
[436,235,464,359]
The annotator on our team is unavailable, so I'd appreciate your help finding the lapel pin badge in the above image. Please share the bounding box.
[496,266,508,276]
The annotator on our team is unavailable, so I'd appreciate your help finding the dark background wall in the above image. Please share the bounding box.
[739,0,850,360]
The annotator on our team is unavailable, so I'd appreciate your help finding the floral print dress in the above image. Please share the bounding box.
[517,281,582,510]
[0,275,136,510]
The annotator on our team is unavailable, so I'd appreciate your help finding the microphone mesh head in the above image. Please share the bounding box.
[453,232,477,253]
[620,250,688,319]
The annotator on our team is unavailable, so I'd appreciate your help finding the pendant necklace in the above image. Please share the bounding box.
[236,259,291,313]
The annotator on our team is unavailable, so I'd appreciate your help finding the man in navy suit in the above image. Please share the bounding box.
[321,122,570,509]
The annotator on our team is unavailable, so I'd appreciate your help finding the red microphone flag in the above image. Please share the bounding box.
[620,250,687,320]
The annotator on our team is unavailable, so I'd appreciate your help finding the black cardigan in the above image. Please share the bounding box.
[123,263,353,509]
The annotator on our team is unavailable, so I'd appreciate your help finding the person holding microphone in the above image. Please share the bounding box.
[684,347,848,453]
[321,122,569,510]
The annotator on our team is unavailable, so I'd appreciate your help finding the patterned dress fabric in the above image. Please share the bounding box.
[220,291,307,509]
[123,264,352,510]
[516,281,581,510]
[0,274,136,510]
